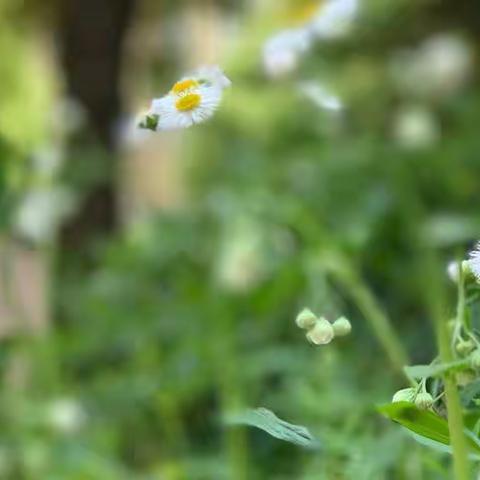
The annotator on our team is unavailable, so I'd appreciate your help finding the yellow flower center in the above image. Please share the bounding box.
[175,93,201,112]
[171,79,199,95]
[280,0,321,25]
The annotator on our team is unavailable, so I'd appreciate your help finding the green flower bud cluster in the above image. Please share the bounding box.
[391,387,434,410]
[455,339,475,356]
[295,309,352,346]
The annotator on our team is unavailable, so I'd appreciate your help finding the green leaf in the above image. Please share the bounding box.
[138,114,159,131]
[225,407,320,450]
[461,380,480,407]
[378,402,480,457]
[404,359,468,379]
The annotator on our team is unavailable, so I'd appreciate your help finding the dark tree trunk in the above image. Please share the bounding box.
[57,0,135,267]
[54,0,135,321]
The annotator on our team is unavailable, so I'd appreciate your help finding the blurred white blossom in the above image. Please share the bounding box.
[15,187,74,243]
[298,80,343,111]
[263,28,312,78]
[216,218,265,293]
[47,398,86,434]
[390,34,474,99]
[392,105,439,149]
[308,0,359,40]
[31,147,63,178]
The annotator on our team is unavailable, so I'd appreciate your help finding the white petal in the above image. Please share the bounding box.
[194,65,232,89]
[309,0,359,39]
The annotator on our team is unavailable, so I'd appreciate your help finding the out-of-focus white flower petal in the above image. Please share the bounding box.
[392,105,440,150]
[47,398,86,434]
[263,28,312,78]
[298,81,344,111]
[194,65,232,89]
[309,0,359,40]
[15,188,75,243]
[390,34,474,99]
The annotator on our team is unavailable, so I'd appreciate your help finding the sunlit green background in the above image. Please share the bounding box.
[1,0,479,478]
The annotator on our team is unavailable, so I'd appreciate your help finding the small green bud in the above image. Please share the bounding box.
[414,392,434,410]
[332,316,352,337]
[469,349,480,370]
[456,339,475,356]
[392,388,416,403]
[138,114,159,131]
[295,308,317,330]
[306,317,335,345]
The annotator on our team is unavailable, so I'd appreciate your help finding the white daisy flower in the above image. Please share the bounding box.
[152,83,222,130]
[468,243,480,282]
[308,0,359,40]
[263,28,312,78]
[140,66,231,131]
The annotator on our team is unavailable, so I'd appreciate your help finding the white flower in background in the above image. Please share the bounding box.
[216,218,265,293]
[32,148,63,178]
[468,243,480,283]
[15,187,74,243]
[309,0,359,40]
[298,80,343,111]
[392,105,440,149]
[263,28,312,78]
[139,66,231,131]
[47,398,86,434]
[390,34,474,99]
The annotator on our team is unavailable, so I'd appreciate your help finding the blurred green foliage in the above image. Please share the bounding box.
[1,0,480,479]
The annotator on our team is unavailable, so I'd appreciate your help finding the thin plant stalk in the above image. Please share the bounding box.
[429,260,470,480]
[330,261,409,377]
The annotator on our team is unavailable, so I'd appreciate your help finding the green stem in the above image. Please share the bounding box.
[434,265,469,480]
[331,261,409,378]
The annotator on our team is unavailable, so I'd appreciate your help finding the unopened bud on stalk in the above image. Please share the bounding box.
[295,308,317,330]
[456,339,475,356]
[469,349,480,370]
[415,392,434,410]
[447,260,470,283]
[392,388,416,403]
[306,317,335,345]
[332,316,352,337]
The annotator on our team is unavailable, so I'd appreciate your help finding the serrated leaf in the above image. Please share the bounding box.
[225,407,320,450]
[378,402,480,457]
[404,359,468,379]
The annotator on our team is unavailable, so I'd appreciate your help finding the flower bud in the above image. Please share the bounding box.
[332,316,352,337]
[295,308,317,330]
[392,387,416,403]
[414,392,434,410]
[306,317,335,345]
[469,349,480,370]
[456,339,475,356]
[447,260,473,283]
